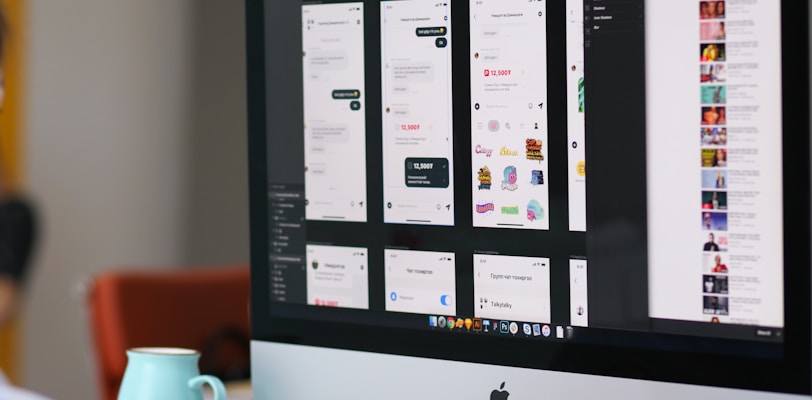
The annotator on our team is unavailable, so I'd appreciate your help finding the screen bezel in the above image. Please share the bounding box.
[246,0,811,394]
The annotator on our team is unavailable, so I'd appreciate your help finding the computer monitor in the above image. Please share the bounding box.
[246,0,810,398]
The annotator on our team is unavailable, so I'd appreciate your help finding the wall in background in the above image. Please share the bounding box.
[0,0,27,384]
[183,1,249,265]
[22,1,247,398]
[0,0,26,193]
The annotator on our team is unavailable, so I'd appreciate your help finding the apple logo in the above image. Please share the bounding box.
[490,382,509,400]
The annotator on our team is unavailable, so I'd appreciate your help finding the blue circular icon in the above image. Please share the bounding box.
[390,292,398,301]
[440,295,453,306]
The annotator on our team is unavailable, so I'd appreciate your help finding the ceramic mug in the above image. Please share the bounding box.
[117,347,226,400]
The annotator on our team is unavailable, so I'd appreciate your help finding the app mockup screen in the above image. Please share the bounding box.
[260,0,795,363]
[303,3,368,222]
[565,0,586,232]
[381,0,455,226]
[470,0,549,230]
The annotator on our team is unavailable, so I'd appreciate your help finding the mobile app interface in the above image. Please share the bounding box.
[306,245,369,309]
[566,0,586,232]
[381,0,455,226]
[303,3,367,222]
[385,249,457,315]
[473,254,551,323]
[569,259,588,326]
[470,0,549,230]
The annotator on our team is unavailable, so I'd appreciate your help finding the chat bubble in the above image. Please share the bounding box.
[307,245,369,310]
[308,50,349,70]
[404,158,449,188]
[392,85,410,94]
[332,89,361,99]
[474,254,551,323]
[309,124,350,143]
[479,51,500,62]
[389,107,410,117]
[435,38,447,48]
[307,163,328,175]
[391,62,436,83]
[416,26,448,37]
[481,29,500,38]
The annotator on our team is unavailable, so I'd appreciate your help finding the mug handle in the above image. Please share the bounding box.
[188,374,227,400]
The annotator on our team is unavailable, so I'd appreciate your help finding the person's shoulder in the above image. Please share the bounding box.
[0,196,36,220]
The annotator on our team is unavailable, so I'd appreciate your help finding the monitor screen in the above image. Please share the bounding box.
[247,0,810,397]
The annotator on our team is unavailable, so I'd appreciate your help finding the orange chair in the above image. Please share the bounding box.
[87,266,250,400]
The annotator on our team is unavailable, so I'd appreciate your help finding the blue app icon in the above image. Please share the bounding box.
[532,324,542,336]
[390,292,398,301]
[429,316,438,327]
[500,320,510,334]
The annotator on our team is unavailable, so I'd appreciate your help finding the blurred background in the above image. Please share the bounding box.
[0,0,249,398]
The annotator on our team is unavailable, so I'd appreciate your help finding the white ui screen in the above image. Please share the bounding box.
[385,249,457,315]
[473,254,551,324]
[566,0,586,232]
[306,244,370,310]
[381,0,455,226]
[303,3,367,222]
[470,0,549,230]
[646,1,784,328]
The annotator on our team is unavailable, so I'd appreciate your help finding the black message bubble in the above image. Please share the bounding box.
[332,89,361,99]
[404,158,449,188]
[416,27,447,37]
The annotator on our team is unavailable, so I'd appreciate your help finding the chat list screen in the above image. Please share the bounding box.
[381,0,455,226]
[303,3,367,222]
[470,0,549,230]
[474,254,551,324]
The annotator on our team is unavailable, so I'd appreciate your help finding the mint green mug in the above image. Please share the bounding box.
[117,347,227,400]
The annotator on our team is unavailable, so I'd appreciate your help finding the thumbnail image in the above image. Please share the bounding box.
[702,169,727,189]
[701,191,727,210]
[701,148,727,167]
[702,231,727,252]
[703,252,729,274]
[701,106,727,126]
[477,166,492,190]
[701,127,727,146]
[702,211,728,231]
[703,295,729,315]
[578,77,585,113]
[700,43,726,62]
[700,1,726,20]
[527,199,544,222]
[700,85,727,104]
[700,63,727,83]
[700,21,726,41]
[703,275,729,294]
